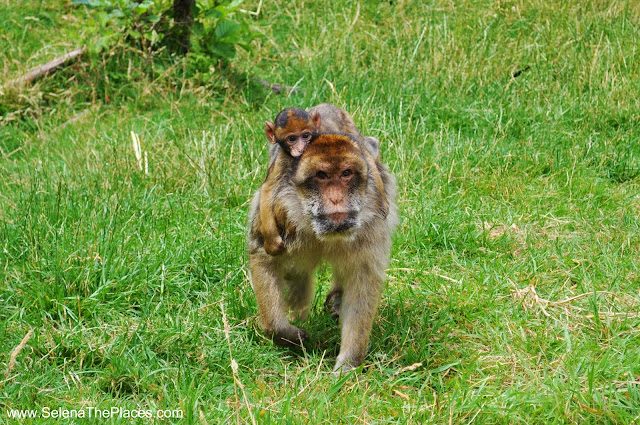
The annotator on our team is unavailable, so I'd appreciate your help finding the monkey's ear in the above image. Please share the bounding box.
[364,137,381,160]
[311,110,321,128]
[265,121,277,144]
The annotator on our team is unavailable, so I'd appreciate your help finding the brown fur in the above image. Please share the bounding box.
[248,130,398,373]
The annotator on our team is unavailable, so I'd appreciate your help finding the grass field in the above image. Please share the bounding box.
[1,0,639,423]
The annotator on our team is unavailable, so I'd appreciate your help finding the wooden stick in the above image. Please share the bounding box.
[5,46,87,88]
[252,78,299,95]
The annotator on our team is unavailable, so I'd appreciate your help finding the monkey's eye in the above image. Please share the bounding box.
[288,136,297,143]
[341,169,353,177]
[315,171,329,180]
[302,132,311,139]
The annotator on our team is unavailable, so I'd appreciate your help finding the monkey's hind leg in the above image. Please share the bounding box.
[249,255,307,347]
[259,183,286,256]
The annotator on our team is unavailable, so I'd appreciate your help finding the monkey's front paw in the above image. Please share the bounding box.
[272,326,308,348]
[264,237,286,256]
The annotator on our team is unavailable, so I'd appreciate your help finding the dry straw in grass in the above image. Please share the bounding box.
[509,279,640,319]
[7,329,33,374]
[221,300,256,425]
[131,131,148,175]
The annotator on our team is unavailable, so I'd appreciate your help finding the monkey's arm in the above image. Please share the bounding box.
[259,164,287,255]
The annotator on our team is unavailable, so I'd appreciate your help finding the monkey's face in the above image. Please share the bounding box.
[292,134,368,238]
[267,108,317,158]
[277,127,314,157]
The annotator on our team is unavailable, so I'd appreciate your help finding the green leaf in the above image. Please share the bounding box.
[234,41,251,52]
[227,0,244,11]
[134,1,154,15]
[203,8,223,19]
[208,42,236,59]
[215,20,239,39]
[212,5,229,20]
[192,21,204,37]
[97,11,111,25]
[107,8,125,19]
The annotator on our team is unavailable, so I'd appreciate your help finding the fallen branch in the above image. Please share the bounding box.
[4,46,87,88]
[252,78,299,95]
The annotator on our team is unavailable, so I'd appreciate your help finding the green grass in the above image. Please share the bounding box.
[1,0,640,423]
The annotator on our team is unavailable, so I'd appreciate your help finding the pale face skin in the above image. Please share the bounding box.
[279,129,314,157]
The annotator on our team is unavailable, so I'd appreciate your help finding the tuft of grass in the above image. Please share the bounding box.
[1,0,639,423]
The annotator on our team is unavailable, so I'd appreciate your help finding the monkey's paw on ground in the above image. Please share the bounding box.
[332,358,360,376]
[270,326,308,348]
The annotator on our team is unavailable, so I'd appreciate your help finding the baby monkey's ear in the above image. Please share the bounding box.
[265,121,277,144]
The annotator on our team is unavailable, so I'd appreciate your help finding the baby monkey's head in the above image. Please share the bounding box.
[265,107,321,157]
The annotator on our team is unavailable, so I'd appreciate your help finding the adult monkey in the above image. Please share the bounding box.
[259,104,386,256]
[248,104,398,373]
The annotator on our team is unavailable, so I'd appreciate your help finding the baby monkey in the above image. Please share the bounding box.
[260,107,320,255]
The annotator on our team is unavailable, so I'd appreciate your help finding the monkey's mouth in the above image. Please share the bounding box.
[312,211,360,236]
[327,212,348,222]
